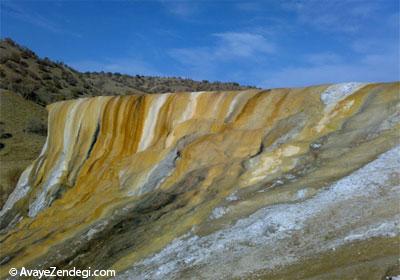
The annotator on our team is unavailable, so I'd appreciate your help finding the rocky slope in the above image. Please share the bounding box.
[0,38,255,106]
[0,82,399,279]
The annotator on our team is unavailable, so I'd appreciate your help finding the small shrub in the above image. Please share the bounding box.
[11,76,22,83]
[42,73,52,80]
[9,51,21,63]
[3,38,16,47]
[20,48,36,59]
[26,118,47,136]
[38,64,50,73]
[19,60,29,68]
[0,133,12,139]
[42,57,53,67]
[71,88,85,97]
[27,70,40,81]
[61,71,78,86]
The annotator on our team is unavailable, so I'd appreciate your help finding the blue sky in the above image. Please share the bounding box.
[1,0,399,88]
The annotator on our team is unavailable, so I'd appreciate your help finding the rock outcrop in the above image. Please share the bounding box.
[0,82,399,279]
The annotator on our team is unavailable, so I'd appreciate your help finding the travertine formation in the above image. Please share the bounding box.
[0,82,399,279]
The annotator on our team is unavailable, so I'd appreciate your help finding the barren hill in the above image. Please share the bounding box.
[0,38,255,105]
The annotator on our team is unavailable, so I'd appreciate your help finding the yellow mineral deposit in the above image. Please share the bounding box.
[0,82,399,279]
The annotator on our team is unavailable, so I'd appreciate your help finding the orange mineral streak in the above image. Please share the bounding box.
[0,83,398,277]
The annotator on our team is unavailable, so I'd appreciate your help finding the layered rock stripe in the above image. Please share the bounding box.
[0,82,399,279]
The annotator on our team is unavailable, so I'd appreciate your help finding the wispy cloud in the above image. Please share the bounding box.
[170,32,274,64]
[161,1,199,18]
[1,1,81,37]
[282,0,380,34]
[4,0,395,89]
[214,32,275,58]
[168,31,275,80]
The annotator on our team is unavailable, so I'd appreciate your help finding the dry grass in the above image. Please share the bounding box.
[0,90,47,206]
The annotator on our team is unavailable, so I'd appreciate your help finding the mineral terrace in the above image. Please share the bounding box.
[0,82,399,279]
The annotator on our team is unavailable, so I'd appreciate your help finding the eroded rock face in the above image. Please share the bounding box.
[0,82,399,279]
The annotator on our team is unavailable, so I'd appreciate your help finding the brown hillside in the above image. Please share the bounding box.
[0,38,256,106]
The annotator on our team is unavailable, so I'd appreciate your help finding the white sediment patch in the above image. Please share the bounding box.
[178,91,204,124]
[282,145,300,157]
[244,144,300,185]
[138,94,169,152]
[320,82,366,106]
[226,192,239,202]
[165,92,204,147]
[209,207,228,220]
[376,103,400,133]
[37,135,49,158]
[296,188,308,200]
[210,93,225,117]
[0,164,33,218]
[225,91,251,121]
[137,148,178,196]
[29,99,86,217]
[85,220,109,240]
[122,148,178,197]
[226,92,242,118]
[343,220,398,242]
[315,83,366,133]
[115,146,400,280]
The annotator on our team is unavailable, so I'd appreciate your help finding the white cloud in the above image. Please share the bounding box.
[282,0,381,34]
[170,32,274,65]
[162,1,199,18]
[213,32,275,58]
[1,1,81,37]
[168,32,275,81]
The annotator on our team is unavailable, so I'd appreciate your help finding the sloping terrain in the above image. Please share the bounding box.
[0,39,104,105]
[0,82,399,279]
[0,90,47,207]
[0,38,255,106]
